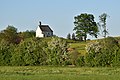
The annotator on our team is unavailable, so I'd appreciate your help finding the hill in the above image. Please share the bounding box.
[69,36,120,54]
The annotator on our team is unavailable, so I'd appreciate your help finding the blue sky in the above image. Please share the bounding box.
[0,0,120,38]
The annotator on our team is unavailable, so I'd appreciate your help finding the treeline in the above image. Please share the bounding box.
[67,13,109,42]
[0,25,35,44]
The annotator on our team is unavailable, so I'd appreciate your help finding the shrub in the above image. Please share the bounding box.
[45,37,69,65]
[85,37,120,67]
[0,37,70,66]
[11,38,48,66]
[0,40,13,65]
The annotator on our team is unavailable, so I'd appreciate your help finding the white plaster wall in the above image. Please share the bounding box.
[36,26,44,37]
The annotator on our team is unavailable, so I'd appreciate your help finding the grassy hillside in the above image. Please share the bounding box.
[69,37,120,55]
[69,41,88,55]
[69,40,97,55]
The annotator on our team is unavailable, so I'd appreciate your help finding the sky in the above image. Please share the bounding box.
[0,0,120,39]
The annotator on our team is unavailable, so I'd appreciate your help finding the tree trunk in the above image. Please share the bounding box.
[84,33,87,42]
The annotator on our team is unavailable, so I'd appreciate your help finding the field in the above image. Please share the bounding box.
[0,66,120,80]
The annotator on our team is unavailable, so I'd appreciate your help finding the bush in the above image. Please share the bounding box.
[0,37,70,66]
[0,40,13,65]
[85,37,120,67]
[11,38,48,66]
[45,37,69,66]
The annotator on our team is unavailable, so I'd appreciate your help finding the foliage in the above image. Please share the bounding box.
[0,25,19,44]
[76,56,85,66]
[98,13,109,38]
[85,37,120,67]
[1,26,120,67]
[11,38,48,66]
[73,13,99,41]
[0,40,13,65]
[72,33,76,40]
[18,30,35,39]
[0,36,69,66]
[45,37,69,65]
[67,33,71,39]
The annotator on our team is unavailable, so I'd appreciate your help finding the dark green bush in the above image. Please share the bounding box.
[0,40,13,65]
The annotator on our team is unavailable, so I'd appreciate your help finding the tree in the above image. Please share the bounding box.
[0,25,19,44]
[75,31,83,41]
[67,33,71,39]
[73,13,99,42]
[72,33,76,40]
[98,13,109,38]
[18,30,35,40]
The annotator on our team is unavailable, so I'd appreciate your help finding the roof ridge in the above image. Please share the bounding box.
[39,25,53,32]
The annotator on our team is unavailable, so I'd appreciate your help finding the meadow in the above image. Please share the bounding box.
[0,66,120,80]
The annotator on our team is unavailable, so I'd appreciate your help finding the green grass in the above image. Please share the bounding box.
[70,36,120,55]
[0,66,120,80]
[69,41,91,55]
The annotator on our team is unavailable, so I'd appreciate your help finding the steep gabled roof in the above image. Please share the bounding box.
[38,22,53,32]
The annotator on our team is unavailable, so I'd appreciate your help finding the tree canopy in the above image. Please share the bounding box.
[73,13,99,41]
[0,25,19,44]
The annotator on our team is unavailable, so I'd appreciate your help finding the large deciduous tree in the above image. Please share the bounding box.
[0,25,19,44]
[73,13,99,41]
[98,13,109,38]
